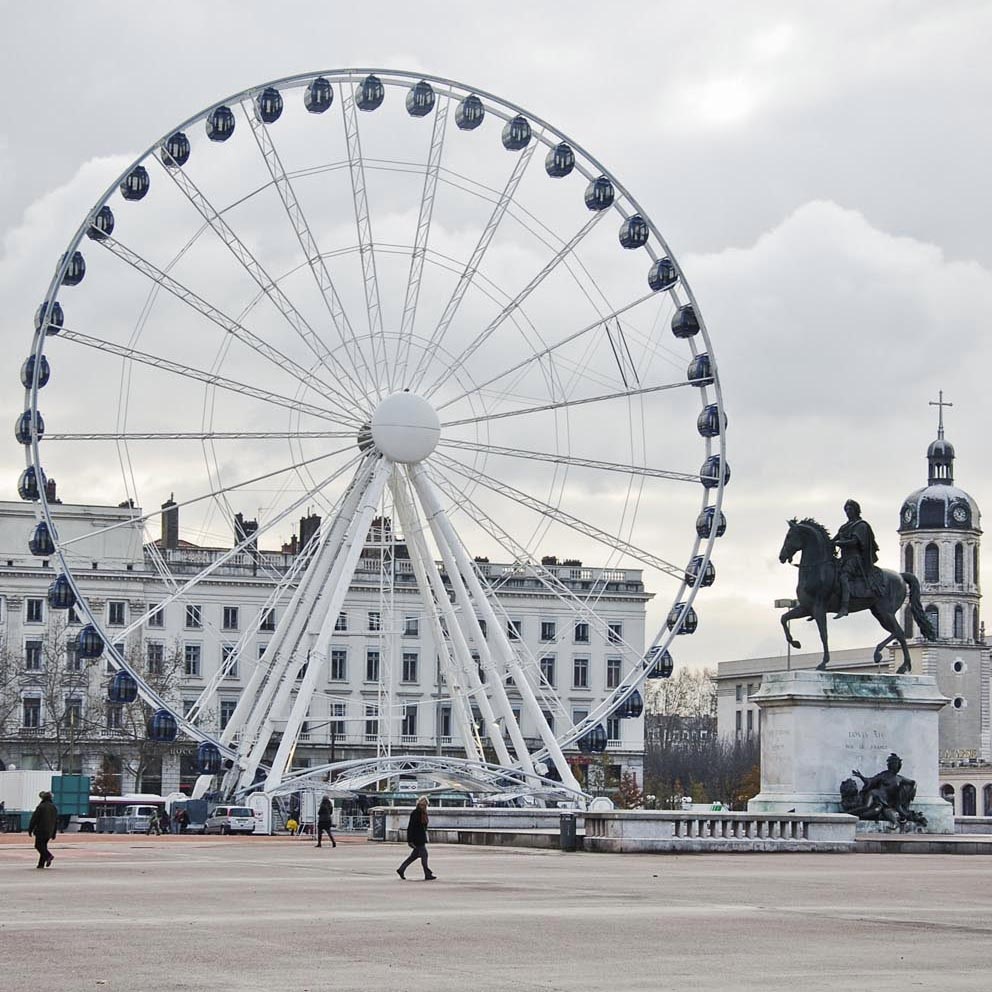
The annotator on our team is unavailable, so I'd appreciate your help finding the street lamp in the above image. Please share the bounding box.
[774,598,800,670]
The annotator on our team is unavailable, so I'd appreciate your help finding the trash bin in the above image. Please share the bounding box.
[559,812,577,852]
[371,810,386,841]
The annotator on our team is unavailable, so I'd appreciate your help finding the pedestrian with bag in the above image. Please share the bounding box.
[396,795,436,881]
[316,797,337,848]
[28,790,58,869]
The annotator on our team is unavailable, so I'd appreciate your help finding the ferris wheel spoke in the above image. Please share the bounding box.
[434,452,684,580]
[422,210,606,401]
[436,291,659,414]
[155,155,364,408]
[95,234,359,419]
[394,94,450,389]
[408,140,538,393]
[340,81,387,393]
[44,430,353,441]
[437,438,700,484]
[239,100,376,400]
[56,443,357,553]
[58,328,354,425]
[441,378,691,430]
[114,451,366,641]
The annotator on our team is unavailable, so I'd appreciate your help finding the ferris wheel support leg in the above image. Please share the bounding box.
[264,456,392,792]
[390,474,484,765]
[409,465,537,775]
[410,464,582,794]
[224,457,377,795]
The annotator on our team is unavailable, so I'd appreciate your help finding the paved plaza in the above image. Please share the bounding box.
[1,833,990,991]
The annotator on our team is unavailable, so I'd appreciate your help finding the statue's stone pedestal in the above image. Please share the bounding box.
[747,671,954,833]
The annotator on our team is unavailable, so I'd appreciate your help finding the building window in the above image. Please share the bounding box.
[108,601,126,627]
[334,612,347,632]
[403,616,419,637]
[401,705,417,739]
[904,608,914,638]
[904,544,914,574]
[64,696,83,729]
[507,619,522,641]
[974,607,980,643]
[474,653,486,684]
[962,784,977,817]
[25,640,44,672]
[606,715,620,742]
[65,640,81,672]
[364,704,378,741]
[402,652,418,683]
[735,710,742,736]
[746,710,754,736]
[106,704,122,731]
[572,708,589,727]
[439,706,452,741]
[539,654,556,687]
[975,546,980,586]
[954,543,964,584]
[330,702,346,737]
[540,620,556,642]
[747,683,755,699]
[606,657,621,689]
[147,604,164,628]
[365,650,380,682]
[22,696,42,728]
[220,699,237,730]
[296,658,309,681]
[330,649,347,681]
[147,642,164,675]
[368,611,381,632]
[25,598,44,623]
[735,684,743,703]
[607,622,623,644]
[184,643,202,677]
[574,622,590,643]
[258,642,269,659]
[924,544,939,583]
[258,609,276,632]
[182,699,196,717]
[573,656,589,689]
[185,604,203,629]
[541,710,555,735]
[222,606,239,631]
[221,644,238,679]
[477,618,487,639]
[67,605,81,625]
[954,605,964,640]
[925,605,939,639]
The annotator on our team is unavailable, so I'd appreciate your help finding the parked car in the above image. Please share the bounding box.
[204,805,256,835]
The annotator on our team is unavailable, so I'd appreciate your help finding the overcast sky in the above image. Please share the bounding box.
[2,1,991,668]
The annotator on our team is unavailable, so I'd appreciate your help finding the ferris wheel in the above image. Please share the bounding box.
[18,69,727,803]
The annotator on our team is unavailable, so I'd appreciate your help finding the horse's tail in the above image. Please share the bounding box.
[903,572,936,640]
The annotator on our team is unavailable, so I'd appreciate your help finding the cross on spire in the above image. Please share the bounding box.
[929,389,952,440]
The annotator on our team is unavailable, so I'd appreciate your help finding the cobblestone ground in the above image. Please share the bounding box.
[1,833,990,991]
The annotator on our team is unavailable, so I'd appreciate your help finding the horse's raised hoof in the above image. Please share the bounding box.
[790,639,802,650]
[896,662,911,675]
[816,661,828,671]
[873,650,883,663]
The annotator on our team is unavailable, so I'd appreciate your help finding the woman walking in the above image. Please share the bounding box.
[396,796,436,880]
[28,791,58,869]
[316,797,337,848]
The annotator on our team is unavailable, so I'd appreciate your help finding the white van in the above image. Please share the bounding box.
[204,805,256,835]
[122,805,159,832]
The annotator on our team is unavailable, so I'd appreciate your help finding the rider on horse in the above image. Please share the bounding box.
[833,499,880,619]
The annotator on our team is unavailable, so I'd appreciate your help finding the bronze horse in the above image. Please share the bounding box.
[778,518,934,673]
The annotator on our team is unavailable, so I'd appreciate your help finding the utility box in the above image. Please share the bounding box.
[52,775,91,816]
[559,812,577,852]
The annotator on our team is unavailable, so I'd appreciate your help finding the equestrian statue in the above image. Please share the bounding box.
[778,499,935,673]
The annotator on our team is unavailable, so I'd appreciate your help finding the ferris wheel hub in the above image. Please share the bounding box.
[370,391,441,464]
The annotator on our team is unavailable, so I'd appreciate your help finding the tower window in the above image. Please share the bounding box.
[904,544,914,574]
[925,605,939,639]
[954,604,964,640]
[924,544,939,583]
[954,543,964,584]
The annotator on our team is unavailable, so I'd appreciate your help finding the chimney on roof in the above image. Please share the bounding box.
[161,494,178,550]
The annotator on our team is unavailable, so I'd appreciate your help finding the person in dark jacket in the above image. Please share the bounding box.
[396,796,436,880]
[28,791,58,869]
[316,797,337,849]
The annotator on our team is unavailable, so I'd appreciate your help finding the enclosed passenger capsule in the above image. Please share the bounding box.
[108,670,139,705]
[197,741,223,775]
[304,77,333,114]
[254,87,284,123]
[577,723,608,754]
[648,257,678,292]
[685,556,716,587]
[697,404,726,438]
[617,689,644,719]
[695,506,727,539]
[667,602,698,635]
[17,466,45,501]
[29,521,54,556]
[356,75,384,111]
[34,300,64,336]
[61,251,86,286]
[21,355,51,390]
[619,214,649,249]
[76,625,104,660]
[47,573,77,610]
[700,454,730,490]
[455,94,484,130]
[584,175,615,211]
[160,131,190,168]
[672,304,700,338]
[206,105,236,140]
[687,353,712,387]
[502,115,531,150]
[120,165,150,201]
[87,205,115,241]
[15,410,45,445]
[148,709,178,743]
[545,142,575,178]
[645,648,675,679]
[406,80,435,116]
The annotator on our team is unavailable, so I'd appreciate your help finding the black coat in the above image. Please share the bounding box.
[29,798,58,840]
[317,801,333,826]
[407,807,428,847]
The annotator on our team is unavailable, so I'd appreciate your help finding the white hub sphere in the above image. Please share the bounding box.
[370,392,441,464]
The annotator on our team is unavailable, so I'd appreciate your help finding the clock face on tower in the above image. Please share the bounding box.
[952,505,968,524]
[902,506,914,524]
